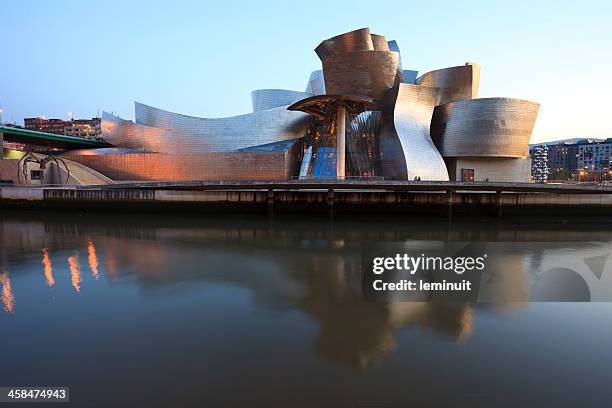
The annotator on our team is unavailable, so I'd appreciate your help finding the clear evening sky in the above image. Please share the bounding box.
[1,0,610,143]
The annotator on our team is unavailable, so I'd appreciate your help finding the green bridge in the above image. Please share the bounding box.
[0,125,112,151]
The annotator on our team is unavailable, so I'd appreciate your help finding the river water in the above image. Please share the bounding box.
[1,211,611,407]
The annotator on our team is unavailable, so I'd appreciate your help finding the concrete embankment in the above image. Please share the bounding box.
[3,181,612,217]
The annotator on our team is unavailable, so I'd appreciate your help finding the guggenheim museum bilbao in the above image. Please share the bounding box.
[64,27,540,183]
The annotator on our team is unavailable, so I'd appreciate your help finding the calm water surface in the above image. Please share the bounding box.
[1,212,612,407]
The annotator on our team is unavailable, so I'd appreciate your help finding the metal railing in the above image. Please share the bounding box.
[291,175,386,181]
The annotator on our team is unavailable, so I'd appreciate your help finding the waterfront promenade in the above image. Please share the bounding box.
[3,180,612,217]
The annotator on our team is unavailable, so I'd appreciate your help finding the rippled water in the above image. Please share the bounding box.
[1,212,612,407]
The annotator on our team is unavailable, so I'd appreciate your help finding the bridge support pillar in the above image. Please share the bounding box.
[328,189,335,218]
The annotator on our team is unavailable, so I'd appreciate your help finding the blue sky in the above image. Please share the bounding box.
[1,0,610,142]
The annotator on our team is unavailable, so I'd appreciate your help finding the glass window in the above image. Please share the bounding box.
[462,169,475,182]
[30,170,43,180]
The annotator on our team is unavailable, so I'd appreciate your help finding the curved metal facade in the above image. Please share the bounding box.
[379,84,450,181]
[305,70,326,95]
[251,89,312,112]
[321,51,400,100]
[132,102,310,152]
[402,70,418,84]
[89,27,538,183]
[386,40,401,57]
[347,111,382,177]
[315,28,401,100]
[430,98,540,158]
[386,40,419,84]
[416,63,480,105]
[64,150,299,181]
[371,34,390,51]
[386,40,404,84]
[101,112,172,152]
[315,28,375,59]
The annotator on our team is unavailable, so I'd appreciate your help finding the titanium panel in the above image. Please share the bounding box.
[379,84,450,181]
[305,70,326,95]
[315,28,374,59]
[387,40,418,84]
[387,40,404,84]
[251,89,312,112]
[431,98,540,158]
[346,111,382,177]
[67,148,154,155]
[321,51,401,99]
[387,40,401,56]
[133,102,311,152]
[288,94,379,119]
[101,111,172,152]
[402,70,418,84]
[371,34,390,51]
[416,63,480,105]
[315,29,400,99]
[64,151,296,181]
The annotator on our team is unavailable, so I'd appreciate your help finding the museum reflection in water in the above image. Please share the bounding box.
[1,214,612,370]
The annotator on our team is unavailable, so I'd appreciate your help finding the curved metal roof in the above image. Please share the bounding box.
[287,94,381,119]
